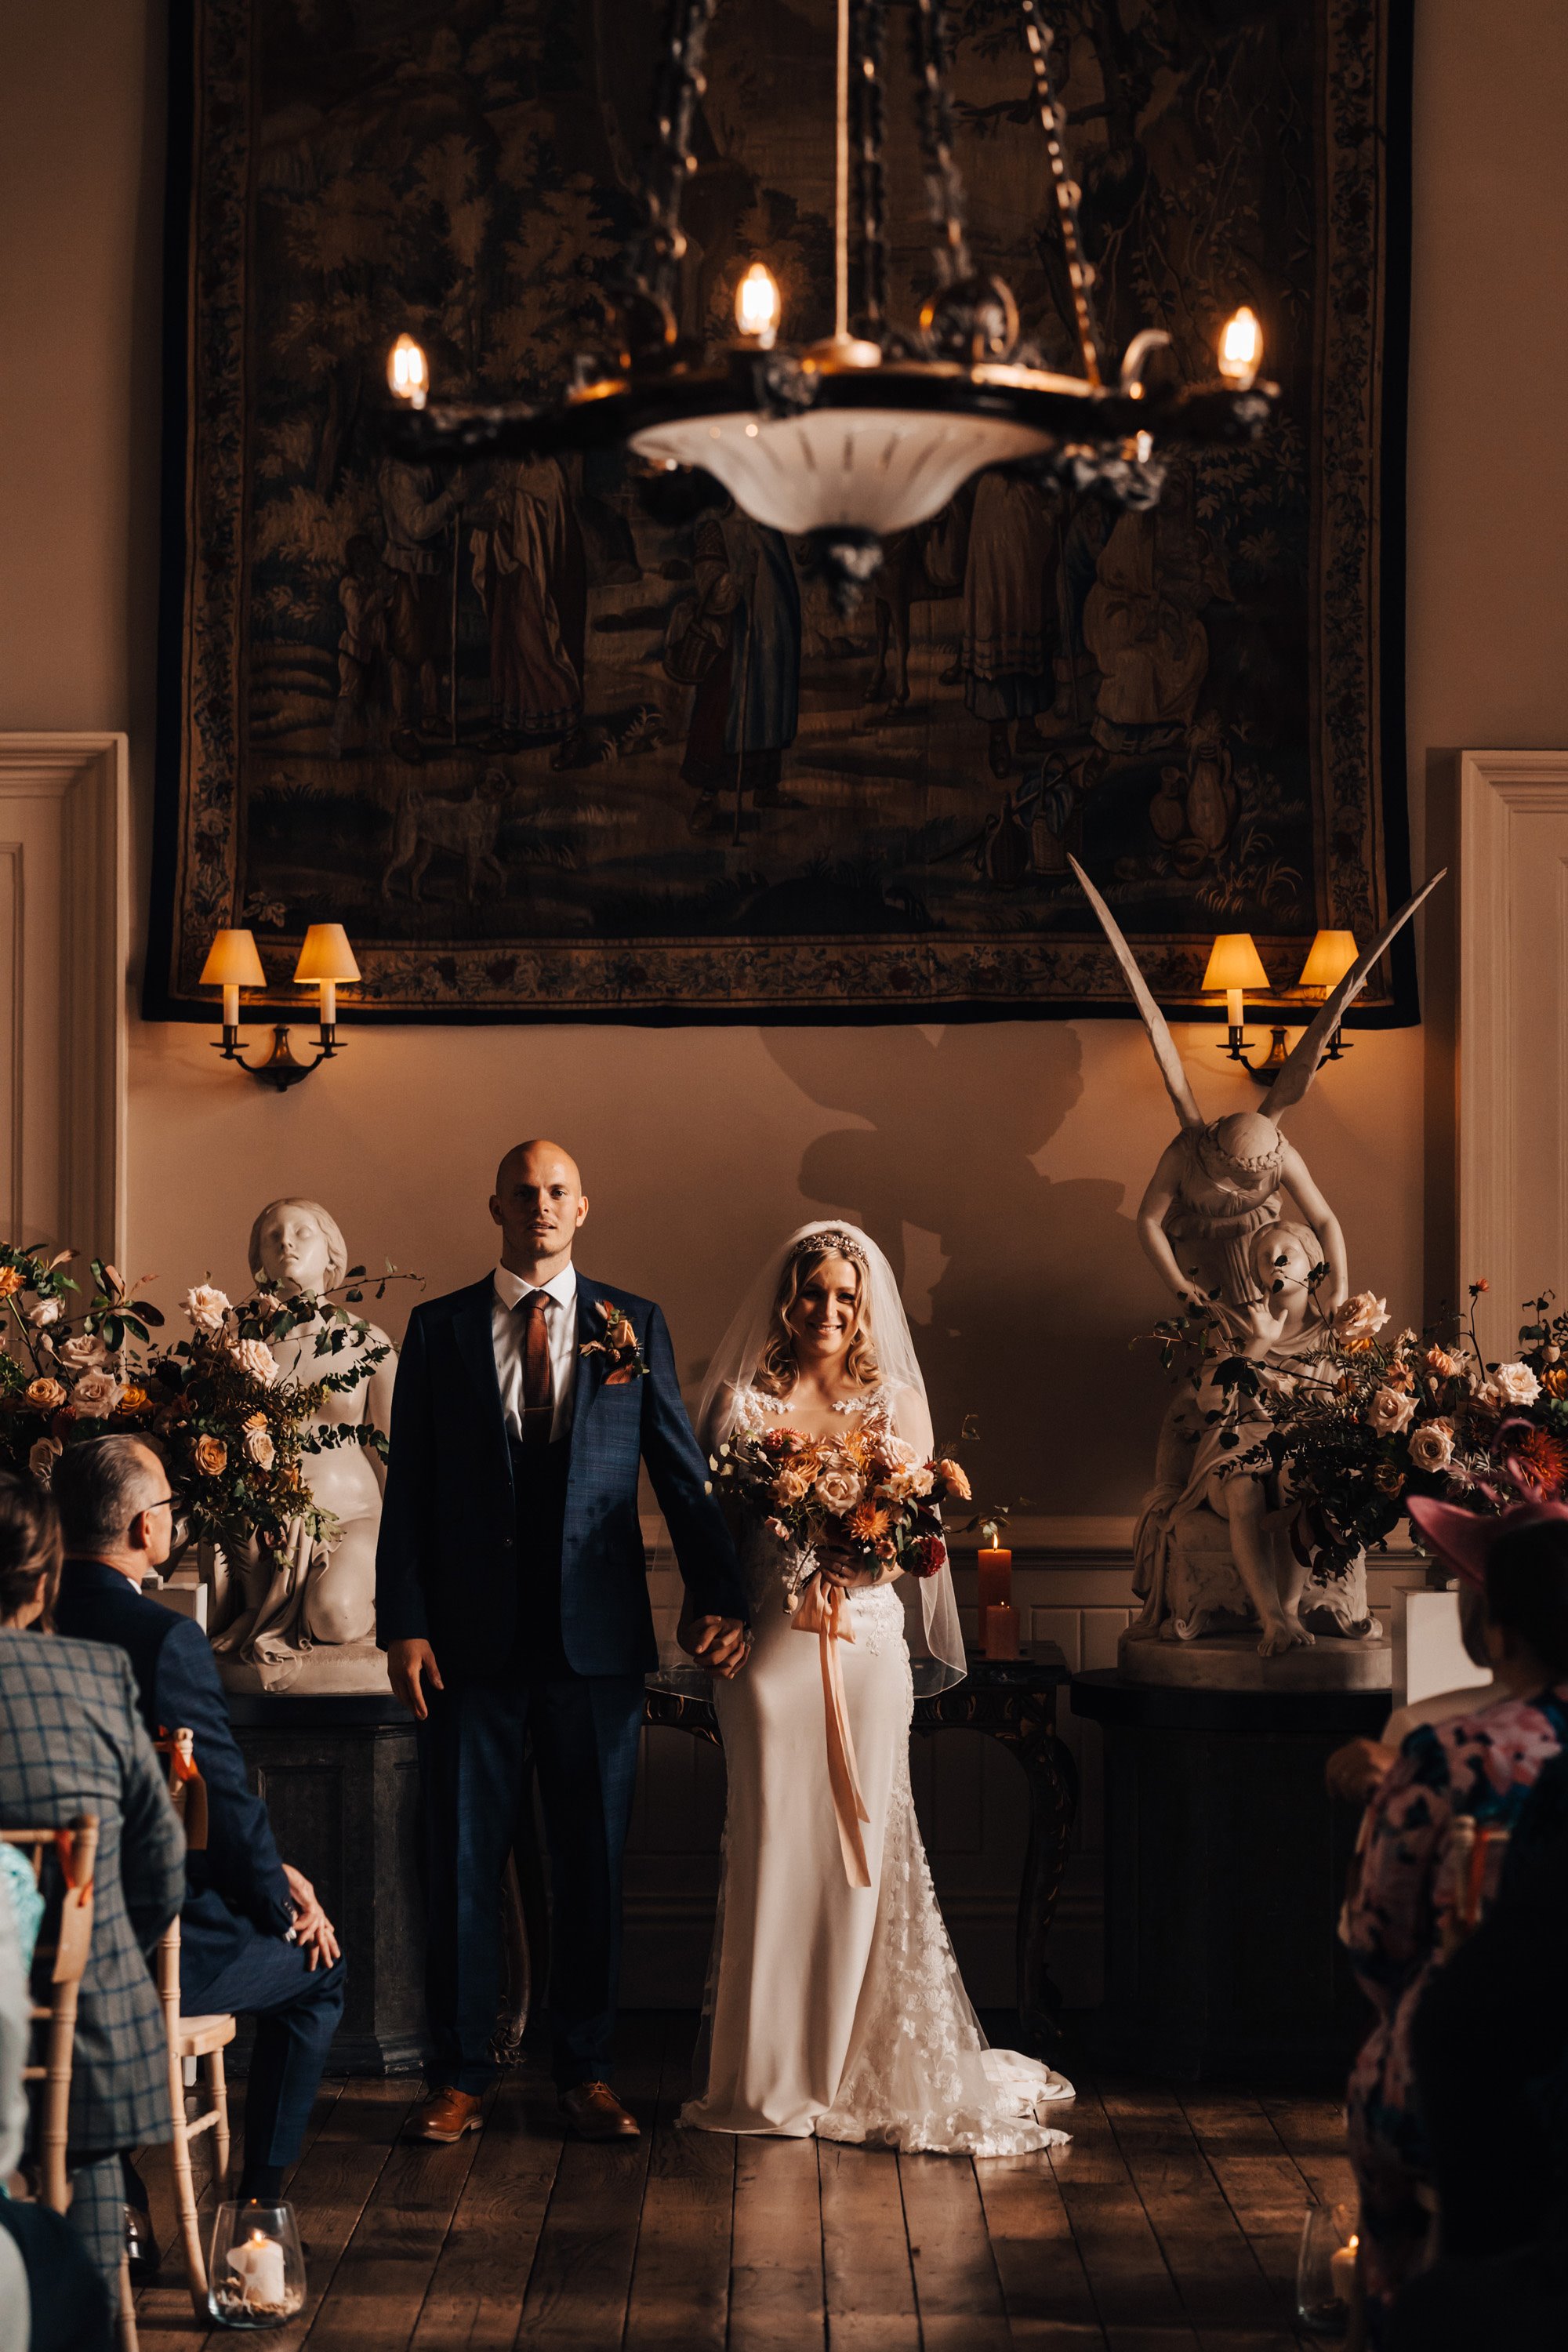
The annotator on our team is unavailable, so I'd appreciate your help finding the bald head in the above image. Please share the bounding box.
[490,1139,588,1279]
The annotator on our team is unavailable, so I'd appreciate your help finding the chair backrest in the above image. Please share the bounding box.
[1,1816,100,2212]
[154,1728,204,2005]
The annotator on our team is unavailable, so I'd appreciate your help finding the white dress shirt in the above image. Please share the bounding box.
[492,1262,579,1443]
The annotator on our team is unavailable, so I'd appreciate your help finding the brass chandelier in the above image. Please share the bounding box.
[383,0,1276,604]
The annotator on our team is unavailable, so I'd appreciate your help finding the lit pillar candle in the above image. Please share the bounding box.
[229,2230,287,2307]
[976,1540,1013,1618]
[1329,2235,1359,2307]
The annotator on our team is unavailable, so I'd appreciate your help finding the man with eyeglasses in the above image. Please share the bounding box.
[52,1434,346,2248]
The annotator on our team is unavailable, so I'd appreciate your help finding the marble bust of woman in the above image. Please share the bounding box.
[208,1198,398,1693]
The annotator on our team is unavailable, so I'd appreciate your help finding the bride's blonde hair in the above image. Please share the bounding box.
[753,1231,882,1396]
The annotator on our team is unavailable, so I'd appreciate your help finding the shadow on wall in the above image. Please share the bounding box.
[761,1024,1171,1516]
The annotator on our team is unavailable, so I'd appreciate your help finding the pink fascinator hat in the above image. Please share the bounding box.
[1406,1494,1568,1589]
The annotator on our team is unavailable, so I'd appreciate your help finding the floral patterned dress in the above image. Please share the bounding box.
[680,1383,1073,2153]
[1342,1682,1568,2329]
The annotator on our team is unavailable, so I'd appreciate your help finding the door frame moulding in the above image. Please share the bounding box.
[1457,748,1568,1359]
[0,733,129,1261]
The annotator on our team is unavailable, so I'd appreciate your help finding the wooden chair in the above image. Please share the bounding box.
[0,1817,139,2347]
[157,1728,235,2315]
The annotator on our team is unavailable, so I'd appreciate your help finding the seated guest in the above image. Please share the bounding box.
[1340,1501,1568,2339]
[0,1474,184,2318]
[1388,1748,1568,2350]
[50,1437,346,2205]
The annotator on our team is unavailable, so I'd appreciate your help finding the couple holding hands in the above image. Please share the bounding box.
[377,1140,1071,2153]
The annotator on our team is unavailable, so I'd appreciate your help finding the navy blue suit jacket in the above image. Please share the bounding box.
[53,1557,294,1987]
[375,1273,746,1679]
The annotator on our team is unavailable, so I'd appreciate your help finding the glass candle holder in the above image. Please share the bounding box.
[1294,2200,1358,2336]
[208,2201,307,2329]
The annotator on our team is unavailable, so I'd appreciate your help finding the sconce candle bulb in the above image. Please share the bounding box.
[734,262,782,346]
[387,332,429,408]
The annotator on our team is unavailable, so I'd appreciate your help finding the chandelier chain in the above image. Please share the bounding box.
[636,0,720,319]
[849,0,890,331]
[1017,0,1104,387]
[908,0,973,289]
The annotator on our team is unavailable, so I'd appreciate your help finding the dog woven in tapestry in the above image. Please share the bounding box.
[148,0,1413,1025]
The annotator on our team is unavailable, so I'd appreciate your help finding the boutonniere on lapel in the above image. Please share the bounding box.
[579,1301,649,1386]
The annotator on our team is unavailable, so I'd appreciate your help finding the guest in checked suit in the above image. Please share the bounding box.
[376,1139,750,2143]
[0,1473,185,2307]
[51,1437,346,2208]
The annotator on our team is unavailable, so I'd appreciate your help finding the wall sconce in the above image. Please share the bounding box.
[1202,932,1290,1085]
[200,924,361,1091]
[1297,929,1359,1060]
[1203,927,1366,1085]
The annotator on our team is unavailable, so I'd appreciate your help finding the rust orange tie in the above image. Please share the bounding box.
[518,1290,554,1448]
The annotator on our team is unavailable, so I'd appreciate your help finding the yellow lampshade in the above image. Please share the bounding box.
[292,924,361,986]
[1200,933,1272,994]
[199,928,267,989]
[1298,929,1359,994]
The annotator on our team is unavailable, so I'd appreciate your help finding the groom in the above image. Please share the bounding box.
[377,1139,749,2141]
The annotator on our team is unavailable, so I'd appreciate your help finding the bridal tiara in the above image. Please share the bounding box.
[793,1227,867,1265]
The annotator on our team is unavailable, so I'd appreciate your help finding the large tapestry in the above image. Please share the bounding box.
[149,0,1413,1023]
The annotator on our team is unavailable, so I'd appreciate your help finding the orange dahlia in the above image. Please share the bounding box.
[848,1502,891,1544]
[1510,1428,1568,1496]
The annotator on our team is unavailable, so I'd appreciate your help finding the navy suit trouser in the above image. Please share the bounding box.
[417,1671,645,2093]
[182,1931,347,2196]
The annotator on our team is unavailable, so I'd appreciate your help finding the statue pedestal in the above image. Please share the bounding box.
[228,1694,427,2074]
[1117,1626,1392,1691]
[1071,1669,1387,2085]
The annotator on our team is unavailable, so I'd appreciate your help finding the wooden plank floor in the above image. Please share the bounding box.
[133,2019,1345,2350]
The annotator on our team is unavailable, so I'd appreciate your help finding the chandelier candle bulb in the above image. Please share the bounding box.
[1218,305,1263,389]
[387,332,429,407]
[734,262,781,346]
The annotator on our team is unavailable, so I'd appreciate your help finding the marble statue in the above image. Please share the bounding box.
[1069,857,1443,1667]
[207,1198,398,1694]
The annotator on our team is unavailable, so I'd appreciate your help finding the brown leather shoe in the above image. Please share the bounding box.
[558,2080,640,2140]
[410,2086,484,2143]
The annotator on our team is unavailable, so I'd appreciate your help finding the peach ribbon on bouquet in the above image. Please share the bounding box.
[792,1573,872,1887]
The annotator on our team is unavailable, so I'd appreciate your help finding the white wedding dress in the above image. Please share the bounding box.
[680,1381,1073,2155]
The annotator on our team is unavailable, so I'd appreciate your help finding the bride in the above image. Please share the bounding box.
[678,1221,1073,2154]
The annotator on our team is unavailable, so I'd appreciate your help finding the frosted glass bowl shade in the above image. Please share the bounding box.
[629,405,1056,535]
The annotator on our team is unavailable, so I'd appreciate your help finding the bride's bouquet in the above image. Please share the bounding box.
[712,1421,971,1610]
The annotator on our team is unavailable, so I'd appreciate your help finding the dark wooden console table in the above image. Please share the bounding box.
[645,1647,1078,2053]
[232,1650,1078,2073]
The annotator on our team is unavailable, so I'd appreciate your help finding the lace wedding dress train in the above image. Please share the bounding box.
[681,1396,1073,2156]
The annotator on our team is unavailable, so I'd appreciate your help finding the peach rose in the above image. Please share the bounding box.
[244,1425,276,1470]
[1334,1292,1390,1348]
[1365,1386,1415,1437]
[1408,1419,1455,1472]
[23,1297,60,1330]
[773,1463,812,1505]
[55,1331,109,1375]
[228,1338,280,1388]
[932,1457,972,1501]
[24,1377,66,1411]
[814,1465,866,1515]
[1488,1361,1541,1408]
[27,1437,61,1484]
[183,1283,231,1332]
[117,1385,149,1413]
[70,1370,124,1416]
[194,1433,228,1476]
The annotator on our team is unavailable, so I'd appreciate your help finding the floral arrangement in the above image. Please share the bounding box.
[712,1421,971,1609]
[1159,1275,1568,1571]
[0,1242,401,1554]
